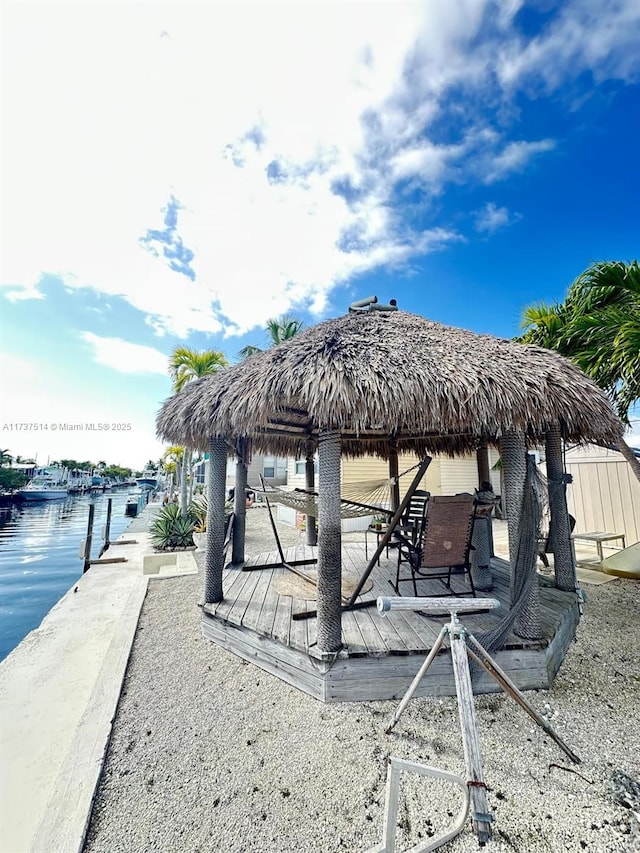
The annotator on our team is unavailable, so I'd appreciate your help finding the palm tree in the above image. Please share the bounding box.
[169,347,229,513]
[0,449,13,467]
[162,445,184,495]
[521,260,640,481]
[238,314,304,360]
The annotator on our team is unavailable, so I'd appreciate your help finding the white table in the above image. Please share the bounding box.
[571,531,626,561]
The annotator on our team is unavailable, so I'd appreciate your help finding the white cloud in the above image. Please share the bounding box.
[483,139,556,183]
[497,0,640,90]
[2,0,638,338]
[0,354,165,469]
[626,418,640,449]
[474,202,520,234]
[79,333,169,376]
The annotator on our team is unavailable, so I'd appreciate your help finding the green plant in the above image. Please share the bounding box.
[0,468,27,491]
[150,503,195,549]
[187,493,233,533]
[189,494,208,533]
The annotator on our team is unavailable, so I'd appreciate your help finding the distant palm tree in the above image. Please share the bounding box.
[0,449,13,467]
[238,314,304,360]
[162,446,184,494]
[169,346,229,512]
[521,260,640,481]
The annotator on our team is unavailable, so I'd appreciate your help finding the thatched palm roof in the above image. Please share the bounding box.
[157,310,622,458]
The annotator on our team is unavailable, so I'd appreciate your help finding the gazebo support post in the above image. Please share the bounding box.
[232,437,249,565]
[545,426,577,592]
[388,440,401,513]
[476,440,491,487]
[305,439,317,547]
[317,429,342,654]
[501,430,541,640]
[205,435,227,604]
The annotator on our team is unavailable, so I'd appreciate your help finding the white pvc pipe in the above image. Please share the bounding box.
[377,596,500,615]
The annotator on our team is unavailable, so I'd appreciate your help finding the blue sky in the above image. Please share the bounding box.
[2,0,639,469]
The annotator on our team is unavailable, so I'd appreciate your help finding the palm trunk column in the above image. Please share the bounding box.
[476,440,491,487]
[316,429,342,655]
[232,437,249,565]
[501,430,541,640]
[205,436,227,604]
[305,438,317,547]
[545,426,577,592]
[388,440,401,514]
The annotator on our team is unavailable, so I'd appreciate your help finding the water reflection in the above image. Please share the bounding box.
[0,490,138,661]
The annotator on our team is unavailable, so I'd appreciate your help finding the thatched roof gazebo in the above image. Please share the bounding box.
[157,306,622,667]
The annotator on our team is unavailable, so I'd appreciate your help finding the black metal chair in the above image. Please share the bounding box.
[393,494,477,597]
[392,491,430,590]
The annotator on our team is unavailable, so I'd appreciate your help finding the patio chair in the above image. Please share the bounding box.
[393,490,430,579]
[393,494,477,597]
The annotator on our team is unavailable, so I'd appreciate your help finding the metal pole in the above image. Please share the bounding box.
[98,497,112,558]
[82,503,95,573]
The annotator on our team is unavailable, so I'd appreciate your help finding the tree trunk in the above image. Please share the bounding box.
[616,437,640,484]
[180,449,190,516]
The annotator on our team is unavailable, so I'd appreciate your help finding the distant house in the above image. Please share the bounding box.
[195,453,288,497]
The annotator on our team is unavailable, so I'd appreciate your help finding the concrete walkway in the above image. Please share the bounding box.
[0,502,197,853]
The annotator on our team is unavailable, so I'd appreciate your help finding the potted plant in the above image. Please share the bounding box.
[373,514,386,531]
[188,494,234,550]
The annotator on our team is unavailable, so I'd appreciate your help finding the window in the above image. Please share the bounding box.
[263,456,275,478]
[295,457,318,476]
[263,456,288,479]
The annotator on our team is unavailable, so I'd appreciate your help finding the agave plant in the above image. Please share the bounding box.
[150,502,195,550]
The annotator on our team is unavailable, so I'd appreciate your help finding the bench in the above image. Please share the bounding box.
[571,531,626,562]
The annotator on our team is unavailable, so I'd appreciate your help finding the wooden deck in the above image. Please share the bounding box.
[202,543,580,702]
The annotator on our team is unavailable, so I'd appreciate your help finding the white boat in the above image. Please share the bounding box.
[136,472,158,492]
[18,467,69,501]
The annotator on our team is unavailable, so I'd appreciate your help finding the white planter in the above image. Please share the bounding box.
[193,531,206,550]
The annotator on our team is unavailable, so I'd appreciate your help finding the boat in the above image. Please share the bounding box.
[67,469,93,494]
[135,471,158,492]
[18,467,69,501]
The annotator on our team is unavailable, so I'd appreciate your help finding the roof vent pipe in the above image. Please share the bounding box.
[349,295,377,311]
[349,296,398,313]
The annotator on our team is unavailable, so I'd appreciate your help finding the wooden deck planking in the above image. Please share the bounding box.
[223,568,266,626]
[270,579,293,645]
[200,540,579,701]
[207,571,258,624]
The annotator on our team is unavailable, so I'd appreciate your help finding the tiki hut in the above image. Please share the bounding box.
[157,306,622,682]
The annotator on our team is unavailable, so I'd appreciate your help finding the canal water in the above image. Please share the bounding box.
[0,490,142,662]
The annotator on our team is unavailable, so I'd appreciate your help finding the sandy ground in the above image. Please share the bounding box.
[84,507,639,853]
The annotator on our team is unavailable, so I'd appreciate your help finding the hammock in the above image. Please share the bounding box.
[253,459,426,518]
[254,481,392,519]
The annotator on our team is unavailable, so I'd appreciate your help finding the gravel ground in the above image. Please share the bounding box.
[84,507,640,853]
